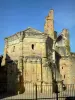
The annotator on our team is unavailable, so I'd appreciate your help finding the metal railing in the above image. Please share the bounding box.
[0,83,75,100]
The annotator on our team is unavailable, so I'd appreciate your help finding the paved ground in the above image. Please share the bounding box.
[0,93,61,100]
[0,90,75,100]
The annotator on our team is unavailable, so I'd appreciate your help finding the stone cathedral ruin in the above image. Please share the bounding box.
[1,9,75,93]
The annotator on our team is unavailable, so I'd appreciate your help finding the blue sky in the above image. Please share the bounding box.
[0,0,75,54]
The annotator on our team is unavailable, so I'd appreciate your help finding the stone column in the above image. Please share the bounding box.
[18,31,24,74]
[18,56,23,74]
[23,57,27,83]
[17,32,24,94]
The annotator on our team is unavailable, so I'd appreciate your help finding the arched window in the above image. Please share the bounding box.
[31,44,34,50]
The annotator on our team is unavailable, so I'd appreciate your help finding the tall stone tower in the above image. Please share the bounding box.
[44,9,54,40]
[61,29,70,55]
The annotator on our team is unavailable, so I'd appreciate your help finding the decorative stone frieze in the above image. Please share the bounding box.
[24,56,41,63]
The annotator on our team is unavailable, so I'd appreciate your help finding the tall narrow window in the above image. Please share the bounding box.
[64,75,65,79]
[13,46,15,52]
[32,44,34,50]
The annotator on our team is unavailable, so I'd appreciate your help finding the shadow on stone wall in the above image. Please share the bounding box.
[0,54,25,99]
[46,37,56,92]
[0,55,7,93]
[46,36,53,79]
[65,97,75,100]
[0,55,3,67]
[46,36,53,58]
[45,36,64,92]
[55,51,61,72]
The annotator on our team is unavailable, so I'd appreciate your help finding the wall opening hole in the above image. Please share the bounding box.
[32,44,34,50]
[64,75,65,79]
[13,46,15,52]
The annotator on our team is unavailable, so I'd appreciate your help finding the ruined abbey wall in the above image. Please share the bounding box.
[1,9,75,93]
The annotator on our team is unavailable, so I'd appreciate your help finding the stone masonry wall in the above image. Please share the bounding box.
[60,56,75,84]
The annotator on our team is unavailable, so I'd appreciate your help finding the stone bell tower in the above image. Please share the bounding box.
[44,9,54,40]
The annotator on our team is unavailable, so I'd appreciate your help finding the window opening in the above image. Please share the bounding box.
[32,44,34,50]
[13,46,15,52]
[64,75,65,79]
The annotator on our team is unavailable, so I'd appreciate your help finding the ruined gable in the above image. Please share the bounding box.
[1,9,75,93]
